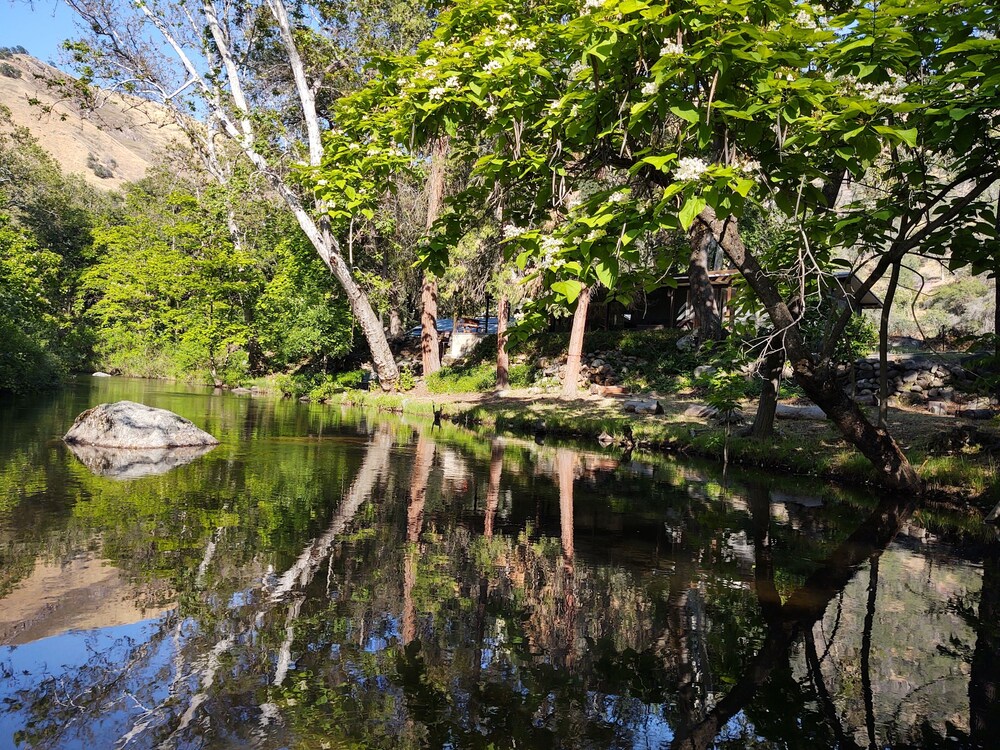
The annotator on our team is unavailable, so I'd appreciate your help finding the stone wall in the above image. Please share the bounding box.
[839,356,975,405]
[536,350,647,389]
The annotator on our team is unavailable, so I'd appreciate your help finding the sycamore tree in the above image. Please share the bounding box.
[322,0,999,491]
[56,0,437,388]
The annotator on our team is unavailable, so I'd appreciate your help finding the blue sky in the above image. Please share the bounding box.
[2,0,80,68]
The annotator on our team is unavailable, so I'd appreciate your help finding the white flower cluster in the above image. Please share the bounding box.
[428,86,446,100]
[794,10,817,29]
[434,40,446,49]
[484,59,504,73]
[583,0,604,13]
[396,76,408,87]
[502,223,522,239]
[483,35,496,47]
[674,156,709,181]
[424,57,438,68]
[486,104,499,118]
[445,75,461,89]
[512,37,536,51]
[660,41,684,56]
[732,156,760,174]
[856,75,906,106]
[569,60,587,78]
[539,235,562,254]
[641,79,659,96]
[608,190,628,203]
[496,12,518,35]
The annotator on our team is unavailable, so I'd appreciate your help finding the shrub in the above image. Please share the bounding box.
[0,318,62,394]
[398,366,416,391]
[427,363,496,393]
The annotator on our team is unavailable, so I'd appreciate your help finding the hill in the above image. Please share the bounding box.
[0,51,183,190]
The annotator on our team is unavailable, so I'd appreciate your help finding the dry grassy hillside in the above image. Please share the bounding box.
[0,52,184,190]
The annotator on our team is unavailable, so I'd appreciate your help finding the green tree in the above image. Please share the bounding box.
[326,0,999,491]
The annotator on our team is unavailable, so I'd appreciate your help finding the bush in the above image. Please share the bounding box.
[398,366,415,391]
[274,369,366,401]
[0,318,62,394]
[427,363,497,393]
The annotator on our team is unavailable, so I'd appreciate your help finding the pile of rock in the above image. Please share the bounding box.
[535,350,647,389]
[840,356,972,405]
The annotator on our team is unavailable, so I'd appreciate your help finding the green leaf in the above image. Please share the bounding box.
[551,279,585,303]
[670,103,700,124]
[679,196,706,231]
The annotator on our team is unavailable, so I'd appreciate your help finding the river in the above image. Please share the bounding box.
[0,376,996,749]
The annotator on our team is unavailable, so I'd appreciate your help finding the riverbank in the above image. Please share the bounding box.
[328,386,1000,508]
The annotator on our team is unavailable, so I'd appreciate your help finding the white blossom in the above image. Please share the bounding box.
[463,52,472,58]
[794,10,817,29]
[570,103,581,117]
[484,59,504,73]
[733,157,760,174]
[503,223,522,239]
[424,57,438,67]
[396,76,408,87]
[585,229,607,241]
[674,156,709,181]
[428,86,446,100]
[569,60,587,78]
[856,75,906,106]
[540,235,562,254]
[641,79,659,96]
[483,35,496,47]
[445,75,461,88]
[486,104,499,118]
[608,190,628,203]
[660,41,684,56]
[512,37,536,51]
[434,40,446,49]
[583,0,604,12]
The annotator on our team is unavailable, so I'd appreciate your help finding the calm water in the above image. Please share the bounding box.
[0,377,997,749]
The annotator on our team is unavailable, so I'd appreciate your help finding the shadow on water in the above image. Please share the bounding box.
[0,376,997,748]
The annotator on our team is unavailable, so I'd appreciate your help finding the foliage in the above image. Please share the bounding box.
[426,362,534,393]
[0,107,102,391]
[79,170,356,383]
[0,318,62,394]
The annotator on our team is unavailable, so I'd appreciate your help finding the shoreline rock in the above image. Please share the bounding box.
[64,401,219,449]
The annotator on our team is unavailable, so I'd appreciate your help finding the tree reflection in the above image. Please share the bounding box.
[671,493,916,750]
[2,391,993,750]
[970,536,1000,748]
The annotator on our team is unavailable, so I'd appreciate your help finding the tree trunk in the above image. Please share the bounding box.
[695,207,922,493]
[750,341,784,441]
[687,220,725,342]
[995,258,1000,400]
[562,286,591,398]
[420,137,448,377]
[496,295,510,390]
[879,261,901,429]
[421,276,441,376]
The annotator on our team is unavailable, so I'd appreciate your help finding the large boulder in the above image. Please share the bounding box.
[64,401,219,448]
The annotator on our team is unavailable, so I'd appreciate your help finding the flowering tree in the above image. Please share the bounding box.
[326,0,999,490]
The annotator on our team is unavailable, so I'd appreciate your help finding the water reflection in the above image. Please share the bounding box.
[0,377,995,748]
[65,442,217,479]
